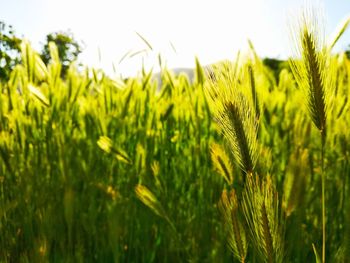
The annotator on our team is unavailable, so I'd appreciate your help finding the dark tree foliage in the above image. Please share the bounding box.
[262,57,290,82]
[0,21,22,81]
[41,31,83,78]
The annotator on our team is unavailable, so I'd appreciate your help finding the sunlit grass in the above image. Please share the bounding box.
[0,8,350,263]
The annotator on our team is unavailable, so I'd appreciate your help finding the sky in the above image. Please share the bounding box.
[1,0,350,77]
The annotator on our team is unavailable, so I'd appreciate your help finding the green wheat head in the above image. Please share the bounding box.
[218,189,247,263]
[242,174,284,263]
[289,7,333,135]
[135,184,168,219]
[205,61,259,174]
[210,142,234,185]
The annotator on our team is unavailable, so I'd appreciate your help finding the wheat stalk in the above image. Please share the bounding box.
[289,7,334,262]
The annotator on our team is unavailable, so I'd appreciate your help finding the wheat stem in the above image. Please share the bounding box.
[290,9,330,261]
[321,130,326,263]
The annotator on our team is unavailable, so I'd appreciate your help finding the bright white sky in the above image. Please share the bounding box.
[1,0,350,77]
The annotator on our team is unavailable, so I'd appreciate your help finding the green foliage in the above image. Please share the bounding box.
[0,8,350,263]
[0,21,22,81]
[40,30,83,78]
[0,22,83,82]
[262,58,290,82]
[0,43,223,262]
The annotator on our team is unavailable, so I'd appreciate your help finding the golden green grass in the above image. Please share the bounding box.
[0,7,350,263]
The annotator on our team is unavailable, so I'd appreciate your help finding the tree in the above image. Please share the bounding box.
[41,31,83,77]
[262,57,290,82]
[0,21,22,81]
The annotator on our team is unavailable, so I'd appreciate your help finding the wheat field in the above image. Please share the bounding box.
[0,9,350,263]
